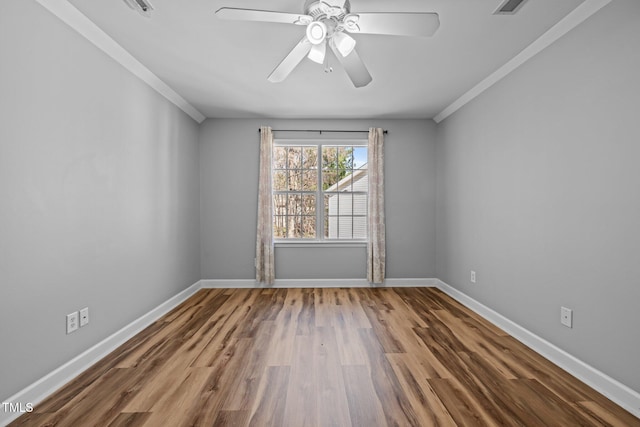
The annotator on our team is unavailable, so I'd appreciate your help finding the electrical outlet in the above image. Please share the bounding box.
[67,312,79,334]
[470,270,476,283]
[561,306,573,328]
[80,307,89,327]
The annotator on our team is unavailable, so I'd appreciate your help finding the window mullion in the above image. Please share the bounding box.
[317,144,323,240]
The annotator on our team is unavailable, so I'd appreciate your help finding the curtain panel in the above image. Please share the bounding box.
[256,126,275,284]
[367,127,386,284]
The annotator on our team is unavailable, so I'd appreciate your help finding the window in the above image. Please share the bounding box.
[272,141,368,241]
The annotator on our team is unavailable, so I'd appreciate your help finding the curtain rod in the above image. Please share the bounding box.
[258,129,388,134]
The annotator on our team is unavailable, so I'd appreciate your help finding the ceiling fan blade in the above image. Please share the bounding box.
[215,8,312,25]
[329,43,372,88]
[268,37,313,83]
[345,13,440,37]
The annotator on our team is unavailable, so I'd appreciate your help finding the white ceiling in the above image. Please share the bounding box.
[64,0,586,120]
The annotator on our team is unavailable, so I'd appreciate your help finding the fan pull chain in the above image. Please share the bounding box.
[324,45,333,73]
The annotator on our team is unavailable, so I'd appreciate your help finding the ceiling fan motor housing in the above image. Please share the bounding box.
[304,0,351,21]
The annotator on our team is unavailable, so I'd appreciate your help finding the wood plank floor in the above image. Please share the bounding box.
[11,287,639,426]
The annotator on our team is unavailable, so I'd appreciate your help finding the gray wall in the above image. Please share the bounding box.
[436,0,640,392]
[3,0,637,407]
[0,0,201,400]
[200,119,437,280]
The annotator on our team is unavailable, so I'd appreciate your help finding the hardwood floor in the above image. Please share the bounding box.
[11,287,639,426]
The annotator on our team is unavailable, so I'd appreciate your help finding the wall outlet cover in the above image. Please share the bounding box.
[66,312,79,334]
[561,306,573,328]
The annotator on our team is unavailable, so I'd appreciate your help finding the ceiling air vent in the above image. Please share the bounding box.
[122,0,154,17]
[494,0,528,15]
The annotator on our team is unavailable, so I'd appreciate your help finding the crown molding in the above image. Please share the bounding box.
[434,0,612,124]
[35,0,206,124]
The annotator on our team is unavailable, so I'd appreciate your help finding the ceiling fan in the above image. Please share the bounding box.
[215,0,439,88]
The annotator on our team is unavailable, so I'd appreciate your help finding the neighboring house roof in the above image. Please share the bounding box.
[324,164,368,192]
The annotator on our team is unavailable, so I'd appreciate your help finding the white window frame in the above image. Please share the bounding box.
[272,139,368,246]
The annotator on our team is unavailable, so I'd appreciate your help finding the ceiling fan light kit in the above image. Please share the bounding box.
[306,21,327,44]
[308,42,327,64]
[332,31,356,57]
[215,1,440,88]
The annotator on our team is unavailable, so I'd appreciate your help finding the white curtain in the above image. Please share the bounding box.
[367,128,386,284]
[256,126,275,284]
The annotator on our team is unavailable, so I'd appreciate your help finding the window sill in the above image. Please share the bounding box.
[275,240,367,248]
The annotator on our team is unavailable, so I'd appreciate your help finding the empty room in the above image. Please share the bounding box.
[1,0,639,425]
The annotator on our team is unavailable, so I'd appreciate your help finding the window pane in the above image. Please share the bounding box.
[303,147,318,169]
[288,147,302,169]
[273,194,287,215]
[302,216,316,238]
[273,147,287,169]
[336,170,352,191]
[273,216,287,238]
[322,171,338,190]
[338,193,353,215]
[289,216,303,238]
[322,146,337,170]
[301,194,316,215]
[288,194,301,216]
[288,170,301,190]
[324,194,337,217]
[338,147,354,170]
[353,217,367,239]
[352,169,368,192]
[338,217,353,239]
[273,170,287,191]
[326,216,338,238]
[353,146,367,169]
[302,170,317,191]
[353,194,367,216]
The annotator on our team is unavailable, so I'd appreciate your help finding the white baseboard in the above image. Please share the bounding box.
[201,278,437,289]
[6,278,637,424]
[200,279,258,288]
[384,278,438,287]
[0,280,203,427]
[435,279,640,419]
